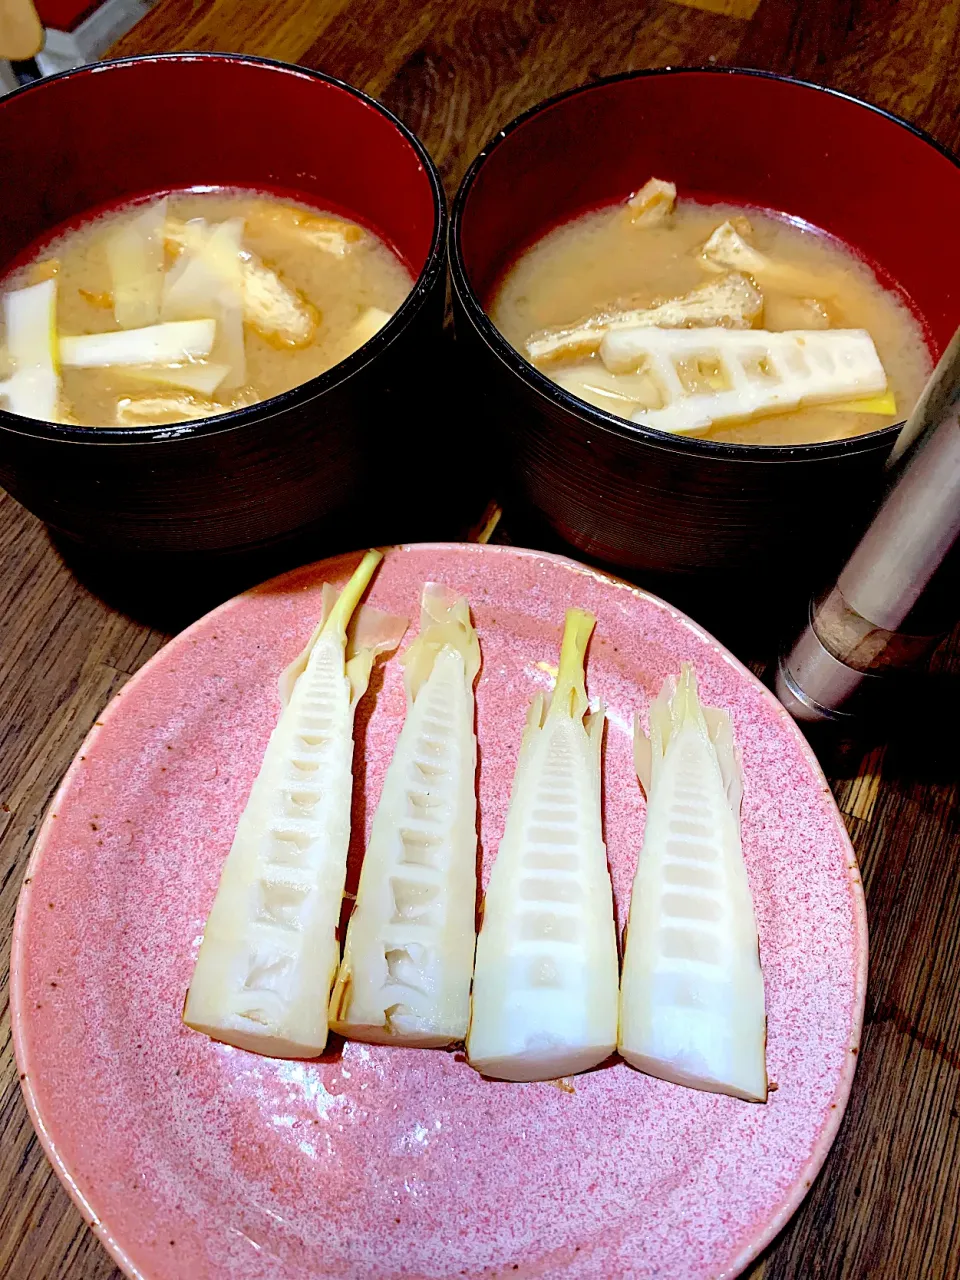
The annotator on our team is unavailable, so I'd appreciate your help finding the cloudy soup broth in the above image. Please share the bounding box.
[0,189,414,427]
[490,181,930,446]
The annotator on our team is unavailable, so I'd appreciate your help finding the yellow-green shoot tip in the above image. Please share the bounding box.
[548,608,596,722]
[321,549,383,640]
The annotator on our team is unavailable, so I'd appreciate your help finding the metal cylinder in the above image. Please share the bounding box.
[776,328,960,722]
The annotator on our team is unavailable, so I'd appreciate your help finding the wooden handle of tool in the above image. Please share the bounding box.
[0,0,43,60]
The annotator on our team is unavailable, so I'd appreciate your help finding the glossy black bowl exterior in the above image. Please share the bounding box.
[0,55,447,557]
[0,299,443,556]
[450,68,960,583]
[442,324,899,580]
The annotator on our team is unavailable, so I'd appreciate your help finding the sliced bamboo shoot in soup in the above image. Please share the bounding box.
[490,184,931,446]
[0,190,414,427]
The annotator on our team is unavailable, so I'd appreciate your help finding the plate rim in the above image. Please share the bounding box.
[10,540,869,1280]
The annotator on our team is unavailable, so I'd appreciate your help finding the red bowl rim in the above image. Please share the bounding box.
[0,52,447,448]
[449,65,959,464]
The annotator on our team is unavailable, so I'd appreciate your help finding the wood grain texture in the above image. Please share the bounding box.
[668,0,762,21]
[2,0,960,1276]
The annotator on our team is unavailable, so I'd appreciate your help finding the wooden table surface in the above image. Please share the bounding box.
[3,1,960,1277]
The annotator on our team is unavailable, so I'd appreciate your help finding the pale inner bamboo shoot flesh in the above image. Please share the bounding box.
[619,665,767,1102]
[330,584,480,1047]
[466,609,619,1082]
[183,551,406,1058]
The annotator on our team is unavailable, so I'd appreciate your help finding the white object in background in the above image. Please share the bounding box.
[599,326,887,433]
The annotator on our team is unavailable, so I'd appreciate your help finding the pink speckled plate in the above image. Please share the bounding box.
[12,543,866,1280]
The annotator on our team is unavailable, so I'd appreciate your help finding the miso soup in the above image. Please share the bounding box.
[0,189,414,427]
[490,181,931,446]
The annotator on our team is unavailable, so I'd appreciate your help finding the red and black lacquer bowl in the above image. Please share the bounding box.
[0,54,446,559]
[450,68,960,589]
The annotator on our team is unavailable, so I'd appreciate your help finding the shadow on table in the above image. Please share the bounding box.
[495,504,960,789]
[799,663,960,787]
[492,503,815,664]
[45,467,959,785]
[48,477,488,634]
